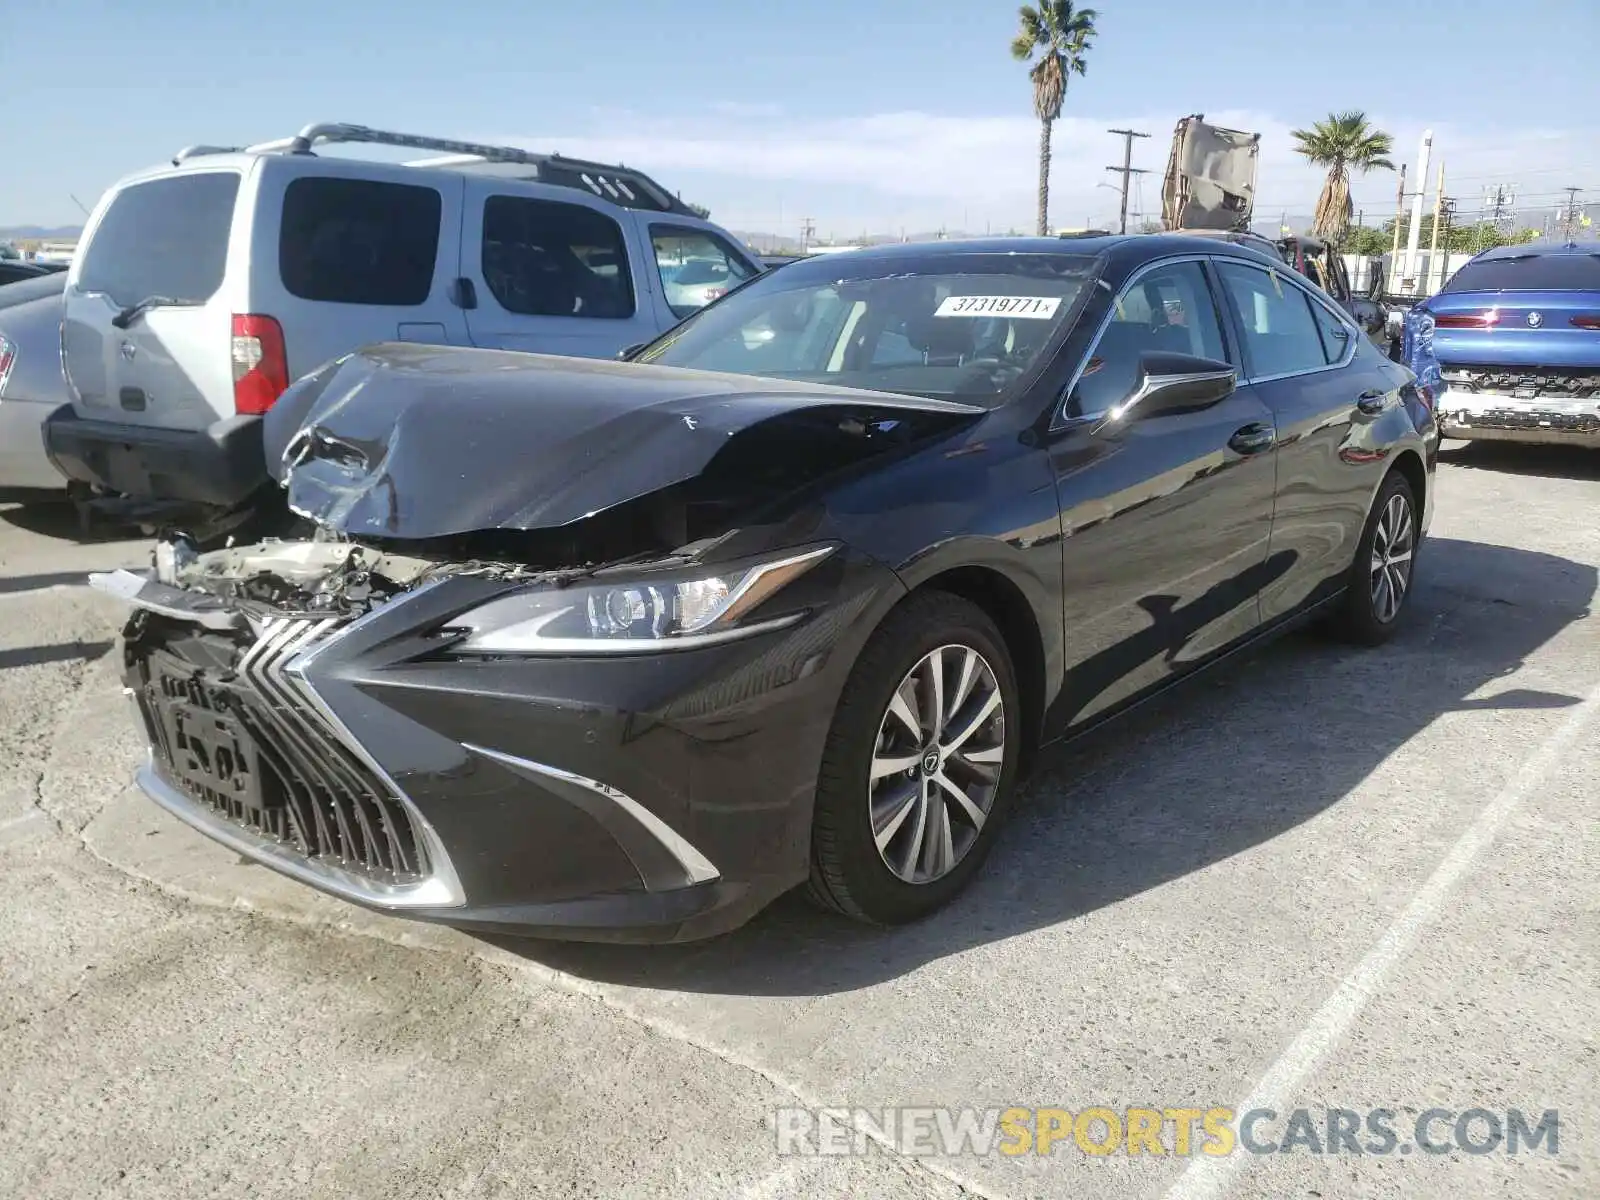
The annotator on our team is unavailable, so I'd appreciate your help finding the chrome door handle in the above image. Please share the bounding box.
[1228,423,1275,455]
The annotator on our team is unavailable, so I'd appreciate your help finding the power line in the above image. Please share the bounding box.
[1105,127,1151,235]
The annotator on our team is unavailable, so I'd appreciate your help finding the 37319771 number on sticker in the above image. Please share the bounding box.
[935,295,1062,319]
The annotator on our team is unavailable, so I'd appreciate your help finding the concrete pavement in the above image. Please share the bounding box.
[1,444,1595,1199]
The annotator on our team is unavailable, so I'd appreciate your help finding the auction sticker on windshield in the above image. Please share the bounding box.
[935,295,1062,319]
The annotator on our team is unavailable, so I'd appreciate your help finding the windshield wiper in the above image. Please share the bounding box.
[110,295,194,329]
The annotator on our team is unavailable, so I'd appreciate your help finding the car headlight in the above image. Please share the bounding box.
[449,546,836,655]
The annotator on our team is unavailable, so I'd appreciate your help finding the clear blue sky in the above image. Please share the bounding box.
[4,0,1597,236]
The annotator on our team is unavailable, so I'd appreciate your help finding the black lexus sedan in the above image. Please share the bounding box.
[92,235,1437,942]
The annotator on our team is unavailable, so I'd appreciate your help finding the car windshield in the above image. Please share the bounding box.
[636,251,1098,405]
[1442,253,1600,293]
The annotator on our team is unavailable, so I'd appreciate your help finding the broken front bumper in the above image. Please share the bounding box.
[1436,389,1600,448]
[93,555,905,943]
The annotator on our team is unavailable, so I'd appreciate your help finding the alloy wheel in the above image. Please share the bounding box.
[869,644,1006,885]
[1369,491,1415,623]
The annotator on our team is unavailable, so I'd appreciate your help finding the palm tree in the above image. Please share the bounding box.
[1011,2,1098,236]
[1290,112,1396,242]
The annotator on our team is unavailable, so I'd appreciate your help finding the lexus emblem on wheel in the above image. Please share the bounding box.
[1527,312,1543,328]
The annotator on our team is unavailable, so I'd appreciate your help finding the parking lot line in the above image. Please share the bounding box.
[1162,675,1600,1200]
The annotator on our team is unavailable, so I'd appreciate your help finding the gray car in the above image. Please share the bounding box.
[0,273,69,491]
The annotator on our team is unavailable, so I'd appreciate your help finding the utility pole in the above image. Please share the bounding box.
[1484,183,1516,231]
[1105,128,1151,234]
[1389,162,1407,266]
[1426,162,1446,293]
[1559,188,1583,241]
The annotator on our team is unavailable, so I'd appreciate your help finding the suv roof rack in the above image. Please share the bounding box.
[171,122,699,217]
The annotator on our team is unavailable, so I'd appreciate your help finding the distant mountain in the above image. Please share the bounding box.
[0,225,83,241]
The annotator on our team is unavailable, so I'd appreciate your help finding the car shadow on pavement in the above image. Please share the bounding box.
[0,640,113,671]
[0,571,93,595]
[494,535,1595,995]
[1437,441,1600,481]
[0,492,136,544]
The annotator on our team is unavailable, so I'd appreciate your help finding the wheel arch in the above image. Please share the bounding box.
[914,565,1047,774]
[1389,447,1427,515]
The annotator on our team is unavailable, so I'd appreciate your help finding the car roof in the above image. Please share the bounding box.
[1474,240,1600,260]
[108,123,701,218]
[791,233,1284,269]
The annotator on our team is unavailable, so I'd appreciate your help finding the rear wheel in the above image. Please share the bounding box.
[807,592,1022,925]
[1329,471,1419,645]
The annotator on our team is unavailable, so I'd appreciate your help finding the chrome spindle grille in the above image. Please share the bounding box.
[140,616,427,885]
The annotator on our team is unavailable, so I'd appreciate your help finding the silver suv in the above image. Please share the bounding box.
[45,123,761,525]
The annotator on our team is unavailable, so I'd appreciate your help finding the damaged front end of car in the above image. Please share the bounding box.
[89,343,979,939]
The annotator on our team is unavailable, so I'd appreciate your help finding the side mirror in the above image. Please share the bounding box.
[617,342,647,361]
[1092,351,1235,435]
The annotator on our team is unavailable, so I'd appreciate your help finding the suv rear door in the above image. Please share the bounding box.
[249,158,468,380]
[457,180,663,356]
[62,170,242,431]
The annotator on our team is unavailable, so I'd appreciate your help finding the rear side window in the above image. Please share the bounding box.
[651,226,759,319]
[481,196,634,318]
[77,173,239,306]
[279,177,441,306]
[1215,262,1328,378]
[1307,296,1354,365]
[1442,254,1600,293]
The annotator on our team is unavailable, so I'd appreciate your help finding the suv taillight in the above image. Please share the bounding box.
[0,336,15,394]
[231,314,288,415]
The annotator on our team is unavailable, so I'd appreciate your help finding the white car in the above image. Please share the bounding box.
[663,257,755,316]
[44,122,761,533]
[0,274,70,492]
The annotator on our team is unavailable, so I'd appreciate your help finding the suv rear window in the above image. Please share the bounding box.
[1443,253,1600,293]
[77,172,239,306]
[279,177,442,306]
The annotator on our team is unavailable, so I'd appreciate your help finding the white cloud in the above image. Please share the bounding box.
[492,109,1594,237]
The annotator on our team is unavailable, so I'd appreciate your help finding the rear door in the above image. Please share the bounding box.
[1212,259,1390,623]
[249,160,468,379]
[62,170,242,430]
[457,181,660,357]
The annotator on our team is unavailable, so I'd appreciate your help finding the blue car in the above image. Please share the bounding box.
[1404,241,1600,448]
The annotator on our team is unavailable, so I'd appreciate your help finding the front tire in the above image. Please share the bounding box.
[807,591,1022,925]
[1330,471,1419,645]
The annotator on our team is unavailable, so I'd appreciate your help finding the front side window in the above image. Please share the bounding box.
[482,196,634,318]
[1071,260,1227,417]
[78,172,240,307]
[651,227,759,319]
[279,177,442,306]
[1214,262,1329,378]
[636,252,1097,405]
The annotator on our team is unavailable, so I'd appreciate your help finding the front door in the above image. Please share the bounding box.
[458,181,662,358]
[1047,257,1282,730]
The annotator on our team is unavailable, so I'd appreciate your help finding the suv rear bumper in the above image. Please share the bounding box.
[43,408,267,508]
[1436,388,1600,449]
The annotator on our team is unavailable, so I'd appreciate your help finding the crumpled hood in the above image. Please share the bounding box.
[263,343,983,541]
